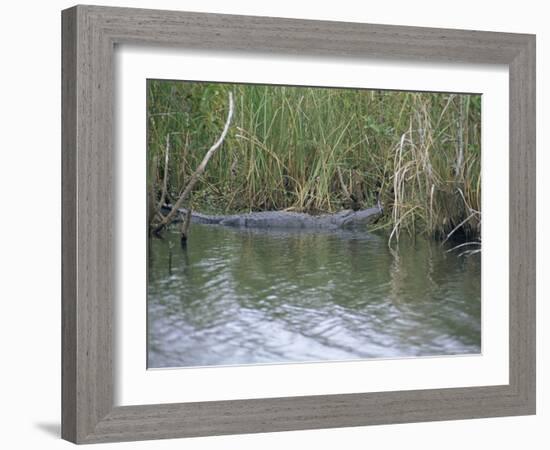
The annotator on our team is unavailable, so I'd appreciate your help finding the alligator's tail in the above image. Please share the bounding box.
[184,209,226,225]
[160,205,225,225]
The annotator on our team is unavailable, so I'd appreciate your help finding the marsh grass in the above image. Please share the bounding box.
[147,80,481,241]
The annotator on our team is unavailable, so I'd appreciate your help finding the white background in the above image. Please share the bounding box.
[0,1,546,449]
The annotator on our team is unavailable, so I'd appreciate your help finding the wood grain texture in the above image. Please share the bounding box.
[61,7,77,443]
[508,37,536,409]
[61,4,536,444]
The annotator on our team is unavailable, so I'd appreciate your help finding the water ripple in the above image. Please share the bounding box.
[147,225,481,368]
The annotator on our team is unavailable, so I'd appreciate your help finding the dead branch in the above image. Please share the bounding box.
[158,134,170,210]
[180,207,192,246]
[154,91,234,234]
[336,166,353,204]
[147,154,162,235]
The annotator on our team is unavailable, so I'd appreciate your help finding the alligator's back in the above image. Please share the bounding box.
[216,210,353,229]
[164,206,381,230]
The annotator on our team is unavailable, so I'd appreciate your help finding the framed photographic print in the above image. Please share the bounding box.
[61,5,536,444]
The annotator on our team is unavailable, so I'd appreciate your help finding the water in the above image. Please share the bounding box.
[147,224,481,368]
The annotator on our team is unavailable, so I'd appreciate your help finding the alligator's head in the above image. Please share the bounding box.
[340,205,382,229]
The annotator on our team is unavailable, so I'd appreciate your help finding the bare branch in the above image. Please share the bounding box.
[158,134,170,210]
[336,166,352,204]
[147,154,160,234]
[445,240,481,253]
[180,207,192,245]
[442,212,476,244]
[154,91,235,233]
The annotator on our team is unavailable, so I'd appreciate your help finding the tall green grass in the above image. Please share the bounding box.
[147,80,481,241]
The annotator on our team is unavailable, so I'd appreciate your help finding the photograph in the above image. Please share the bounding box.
[1,0,542,446]
[146,80,482,369]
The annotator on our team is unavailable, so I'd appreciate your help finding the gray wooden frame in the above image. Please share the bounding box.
[62,4,536,444]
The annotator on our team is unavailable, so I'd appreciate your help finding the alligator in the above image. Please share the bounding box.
[162,203,383,230]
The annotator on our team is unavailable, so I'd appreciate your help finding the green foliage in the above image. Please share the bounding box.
[147,80,481,240]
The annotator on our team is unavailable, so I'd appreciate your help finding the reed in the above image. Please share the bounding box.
[147,80,481,241]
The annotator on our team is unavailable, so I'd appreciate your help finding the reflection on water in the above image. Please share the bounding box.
[147,224,481,368]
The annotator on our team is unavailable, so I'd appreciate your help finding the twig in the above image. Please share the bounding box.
[457,187,481,215]
[180,208,192,246]
[442,212,476,244]
[147,154,162,235]
[458,248,481,257]
[445,241,481,253]
[336,166,352,204]
[158,134,170,210]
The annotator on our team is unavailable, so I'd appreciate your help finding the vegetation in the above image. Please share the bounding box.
[147,80,481,242]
